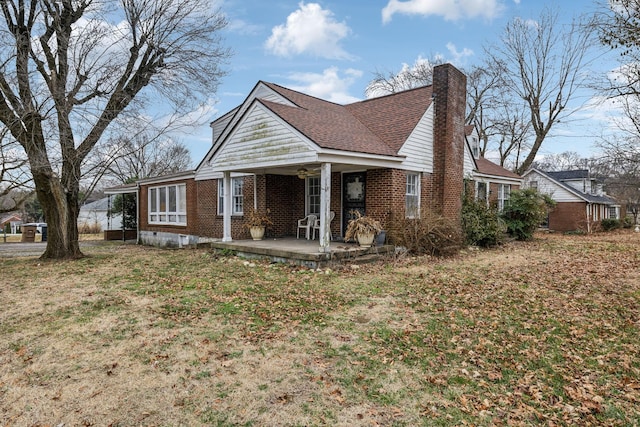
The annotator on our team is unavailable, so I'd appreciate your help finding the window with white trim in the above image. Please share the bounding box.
[307,176,321,216]
[406,173,420,218]
[497,184,511,211]
[608,206,619,219]
[476,182,488,204]
[149,184,187,225]
[218,178,244,215]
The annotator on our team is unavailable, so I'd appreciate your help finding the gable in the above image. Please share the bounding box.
[201,102,319,174]
[398,104,434,173]
[523,170,583,202]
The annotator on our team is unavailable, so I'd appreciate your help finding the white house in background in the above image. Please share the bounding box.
[522,168,623,232]
[78,197,122,231]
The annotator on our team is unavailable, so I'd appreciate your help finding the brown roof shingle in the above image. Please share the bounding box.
[260,82,432,157]
[475,157,521,179]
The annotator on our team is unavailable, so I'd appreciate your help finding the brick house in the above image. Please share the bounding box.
[522,168,623,232]
[118,63,521,250]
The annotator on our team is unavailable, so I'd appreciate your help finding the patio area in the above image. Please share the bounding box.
[201,237,395,268]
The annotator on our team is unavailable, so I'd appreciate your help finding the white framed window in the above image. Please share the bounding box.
[476,182,488,204]
[149,184,187,225]
[307,176,321,216]
[218,178,244,215]
[497,184,511,211]
[608,206,619,219]
[406,173,420,218]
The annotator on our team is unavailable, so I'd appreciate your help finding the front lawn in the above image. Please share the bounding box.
[1,231,638,426]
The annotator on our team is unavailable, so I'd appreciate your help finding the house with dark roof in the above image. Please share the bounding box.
[522,168,623,232]
[123,63,521,250]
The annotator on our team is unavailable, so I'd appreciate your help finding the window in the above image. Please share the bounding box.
[608,206,619,219]
[497,184,511,211]
[471,136,480,158]
[476,182,488,204]
[307,176,321,216]
[218,178,244,215]
[529,180,538,190]
[406,173,420,218]
[149,184,187,225]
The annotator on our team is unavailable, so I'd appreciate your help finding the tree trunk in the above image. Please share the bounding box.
[33,171,82,259]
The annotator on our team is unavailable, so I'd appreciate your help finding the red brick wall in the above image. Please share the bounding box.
[549,202,587,232]
[432,64,466,221]
[139,178,198,235]
[366,168,406,227]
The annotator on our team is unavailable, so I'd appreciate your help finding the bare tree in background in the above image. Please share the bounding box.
[487,7,594,174]
[365,56,533,170]
[365,56,445,98]
[531,151,587,171]
[0,0,230,259]
[102,134,192,184]
[0,126,32,212]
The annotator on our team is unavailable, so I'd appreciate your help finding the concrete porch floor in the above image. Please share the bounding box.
[200,237,394,268]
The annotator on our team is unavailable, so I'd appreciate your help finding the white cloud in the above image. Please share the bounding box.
[285,67,363,104]
[226,18,263,36]
[265,2,353,60]
[382,0,505,24]
[446,43,474,63]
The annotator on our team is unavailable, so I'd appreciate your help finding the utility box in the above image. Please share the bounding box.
[21,225,37,242]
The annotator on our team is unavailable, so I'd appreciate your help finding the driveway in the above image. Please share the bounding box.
[0,241,109,258]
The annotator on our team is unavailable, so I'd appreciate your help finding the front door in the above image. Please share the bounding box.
[342,172,366,236]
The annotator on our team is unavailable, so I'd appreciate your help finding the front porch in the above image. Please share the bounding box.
[201,237,394,268]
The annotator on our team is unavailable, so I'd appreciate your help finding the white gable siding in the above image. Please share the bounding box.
[253,85,295,106]
[524,170,582,202]
[463,141,475,177]
[211,110,236,146]
[206,104,317,172]
[398,104,434,172]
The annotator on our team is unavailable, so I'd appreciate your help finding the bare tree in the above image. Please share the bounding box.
[0,126,32,212]
[0,0,230,259]
[365,56,445,98]
[531,151,587,171]
[487,7,594,174]
[103,134,192,184]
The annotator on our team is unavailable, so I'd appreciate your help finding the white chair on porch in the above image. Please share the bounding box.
[312,211,335,240]
[297,214,317,240]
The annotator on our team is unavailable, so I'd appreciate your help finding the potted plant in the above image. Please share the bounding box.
[244,208,274,240]
[344,210,382,248]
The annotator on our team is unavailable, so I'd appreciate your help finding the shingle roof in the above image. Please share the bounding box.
[261,82,433,157]
[475,157,521,179]
[537,169,617,204]
[546,169,589,180]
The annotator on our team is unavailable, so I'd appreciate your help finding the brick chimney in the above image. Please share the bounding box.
[431,63,466,221]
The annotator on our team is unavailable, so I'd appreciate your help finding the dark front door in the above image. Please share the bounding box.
[342,172,366,236]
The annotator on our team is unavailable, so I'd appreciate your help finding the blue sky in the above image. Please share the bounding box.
[182,0,611,164]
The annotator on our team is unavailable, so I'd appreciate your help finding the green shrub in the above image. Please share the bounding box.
[622,216,634,229]
[461,197,506,247]
[386,210,463,257]
[501,189,556,241]
[600,218,621,231]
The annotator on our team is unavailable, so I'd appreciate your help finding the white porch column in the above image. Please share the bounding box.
[319,162,332,252]
[222,171,232,242]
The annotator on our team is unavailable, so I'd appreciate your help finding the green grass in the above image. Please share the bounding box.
[1,232,639,425]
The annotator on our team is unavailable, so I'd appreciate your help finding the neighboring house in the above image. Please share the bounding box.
[0,212,22,234]
[522,168,623,232]
[78,197,123,232]
[111,63,520,250]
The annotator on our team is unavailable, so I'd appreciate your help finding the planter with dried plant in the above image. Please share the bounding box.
[344,210,382,248]
[243,209,274,240]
